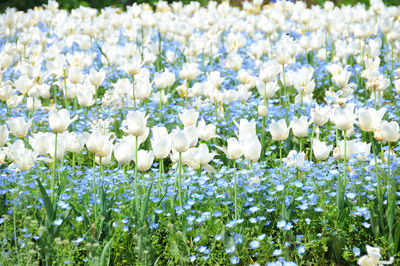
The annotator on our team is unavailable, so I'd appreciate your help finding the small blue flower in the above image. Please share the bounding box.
[230,256,239,264]
[215,234,222,241]
[224,245,235,254]
[273,249,282,256]
[297,245,305,255]
[54,219,63,226]
[249,240,260,249]
[257,234,266,241]
[198,246,210,254]
[194,235,201,243]
[75,237,84,243]
[76,216,84,222]
[121,226,129,232]
[233,234,243,244]
[353,247,360,257]
[189,255,196,262]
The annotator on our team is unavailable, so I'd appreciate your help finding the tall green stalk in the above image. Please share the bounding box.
[178,152,183,208]
[51,132,58,202]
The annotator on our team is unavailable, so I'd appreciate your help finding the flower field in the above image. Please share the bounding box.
[0,0,400,264]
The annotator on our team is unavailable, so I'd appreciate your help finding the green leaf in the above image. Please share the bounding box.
[100,238,113,266]
[140,182,153,223]
[36,179,55,223]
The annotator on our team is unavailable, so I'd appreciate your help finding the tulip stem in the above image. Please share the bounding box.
[309,125,316,161]
[132,75,136,110]
[387,142,391,179]
[158,159,164,195]
[233,161,238,220]
[343,131,347,180]
[51,132,58,203]
[281,65,289,124]
[261,116,266,160]
[279,141,283,180]
[178,152,183,208]
[92,153,97,224]
[134,136,138,195]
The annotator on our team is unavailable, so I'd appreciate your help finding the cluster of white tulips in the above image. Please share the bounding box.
[0,0,400,264]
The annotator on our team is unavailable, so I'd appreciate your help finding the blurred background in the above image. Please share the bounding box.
[0,0,398,13]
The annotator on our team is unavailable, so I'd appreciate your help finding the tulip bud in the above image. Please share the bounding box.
[89,68,106,87]
[135,150,154,172]
[258,104,267,116]
[122,111,148,137]
[172,129,190,153]
[312,139,333,161]
[290,116,310,138]
[0,125,9,146]
[269,119,290,141]
[179,109,199,127]
[68,67,83,84]
[49,108,77,133]
[381,121,400,142]
[6,117,31,139]
[226,137,242,160]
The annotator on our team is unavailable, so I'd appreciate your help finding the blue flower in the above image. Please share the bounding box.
[53,219,63,226]
[249,240,260,249]
[194,235,201,243]
[273,249,282,256]
[224,245,235,254]
[189,255,196,262]
[230,256,239,264]
[277,220,286,229]
[297,246,305,255]
[353,247,360,257]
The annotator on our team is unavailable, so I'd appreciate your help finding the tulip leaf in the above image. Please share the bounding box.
[36,178,55,223]
[140,182,153,223]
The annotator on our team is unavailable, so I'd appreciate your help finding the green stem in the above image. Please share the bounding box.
[92,153,97,224]
[282,65,289,124]
[159,158,164,195]
[13,206,20,265]
[132,75,136,109]
[51,132,58,202]
[234,161,238,220]
[310,125,316,161]
[178,152,183,208]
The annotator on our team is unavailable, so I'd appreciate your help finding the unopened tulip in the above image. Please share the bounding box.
[358,107,386,132]
[135,150,154,172]
[333,140,357,160]
[197,119,219,141]
[356,142,371,161]
[29,132,51,156]
[217,137,242,160]
[65,132,85,154]
[290,116,311,138]
[0,125,8,146]
[172,129,190,153]
[49,108,77,133]
[269,119,290,141]
[312,139,333,161]
[6,117,31,139]
[179,109,199,127]
[283,150,305,168]
[311,105,331,126]
[241,136,262,162]
[122,111,148,137]
[331,104,355,131]
[380,121,399,142]
[114,139,134,165]
[89,68,106,87]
